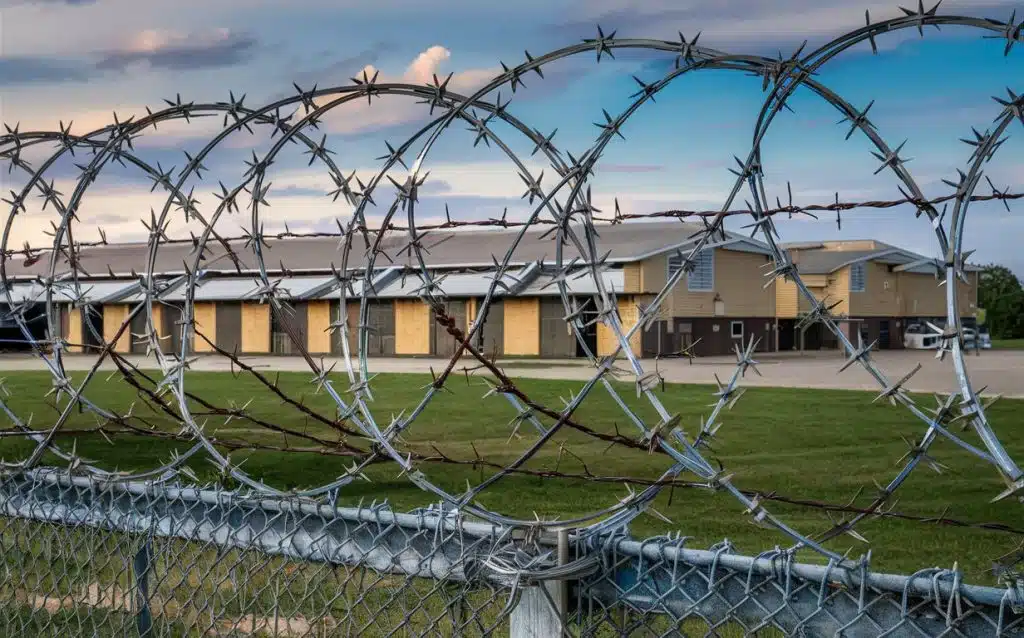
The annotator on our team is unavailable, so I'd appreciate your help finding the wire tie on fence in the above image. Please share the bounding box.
[1006,577,1024,615]
[902,567,940,619]
[745,548,775,595]
[783,550,797,602]
[949,564,965,625]
[707,540,732,591]
[927,564,963,626]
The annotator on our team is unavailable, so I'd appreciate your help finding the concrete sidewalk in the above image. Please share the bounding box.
[1,349,1021,398]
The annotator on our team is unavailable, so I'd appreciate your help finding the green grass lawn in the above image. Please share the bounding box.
[992,338,1024,349]
[0,369,1021,585]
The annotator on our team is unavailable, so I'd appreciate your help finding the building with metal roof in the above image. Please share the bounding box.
[9,224,971,359]
[3,221,770,281]
[775,240,980,351]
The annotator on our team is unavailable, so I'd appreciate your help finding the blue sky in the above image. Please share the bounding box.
[1,0,1022,274]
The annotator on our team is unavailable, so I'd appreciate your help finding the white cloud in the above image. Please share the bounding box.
[3,42,501,154]
[314,45,500,137]
[119,28,235,56]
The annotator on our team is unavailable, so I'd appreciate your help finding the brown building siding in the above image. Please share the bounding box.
[639,249,776,318]
[849,262,900,317]
[775,279,799,319]
[623,263,643,293]
[776,254,980,352]
[897,270,978,319]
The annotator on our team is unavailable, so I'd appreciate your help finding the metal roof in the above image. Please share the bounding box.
[163,277,264,302]
[520,268,625,297]
[304,278,365,300]
[109,275,364,303]
[792,250,879,275]
[0,279,137,304]
[367,270,526,299]
[789,244,982,275]
[1,221,772,281]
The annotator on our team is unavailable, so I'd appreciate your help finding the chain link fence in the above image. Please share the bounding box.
[1,4,1023,636]
[2,469,1021,637]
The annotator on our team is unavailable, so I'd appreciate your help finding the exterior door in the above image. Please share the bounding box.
[215,302,242,354]
[161,304,186,355]
[431,300,467,357]
[367,301,396,356]
[476,299,503,357]
[129,309,147,354]
[81,305,104,352]
[540,298,576,358]
[334,300,358,356]
[334,300,395,356]
[272,302,307,354]
[879,320,891,350]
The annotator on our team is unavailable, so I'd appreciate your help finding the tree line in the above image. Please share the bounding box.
[979,265,1024,340]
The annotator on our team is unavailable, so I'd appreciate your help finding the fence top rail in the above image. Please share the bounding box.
[605,536,1019,610]
[4,467,1019,611]
[10,467,510,539]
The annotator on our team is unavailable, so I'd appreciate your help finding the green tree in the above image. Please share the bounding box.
[978,264,1024,339]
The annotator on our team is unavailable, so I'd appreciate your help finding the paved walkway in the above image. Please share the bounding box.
[2,349,1022,398]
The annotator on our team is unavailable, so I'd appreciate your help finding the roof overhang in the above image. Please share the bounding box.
[632,234,774,263]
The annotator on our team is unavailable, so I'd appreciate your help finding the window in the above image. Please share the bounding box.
[667,252,686,277]
[849,262,866,292]
[730,321,744,339]
[669,249,714,291]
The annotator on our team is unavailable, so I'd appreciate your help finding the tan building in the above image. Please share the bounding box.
[1,222,779,359]
[774,240,980,350]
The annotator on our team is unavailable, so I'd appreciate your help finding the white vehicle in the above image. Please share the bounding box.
[978,327,992,349]
[904,323,990,350]
[903,323,939,349]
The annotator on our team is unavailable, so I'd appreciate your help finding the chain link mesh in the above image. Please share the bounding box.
[0,470,518,637]
[2,469,1021,637]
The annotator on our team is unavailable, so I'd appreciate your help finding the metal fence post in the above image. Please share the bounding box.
[133,536,154,637]
[510,528,569,638]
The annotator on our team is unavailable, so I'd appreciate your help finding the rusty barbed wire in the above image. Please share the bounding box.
[0,4,1020,589]
[2,188,1021,265]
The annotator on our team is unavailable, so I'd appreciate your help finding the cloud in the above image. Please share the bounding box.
[0,27,259,88]
[553,0,1021,51]
[0,56,92,85]
[88,212,134,225]
[284,43,390,92]
[303,45,500,137]
[418,179,453,195]
[305,44,595,140]
[6,103,231,142]
[271,185,331,198]
[95,28,259,72]
[601,164,664,173]
[0,0,96,5]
